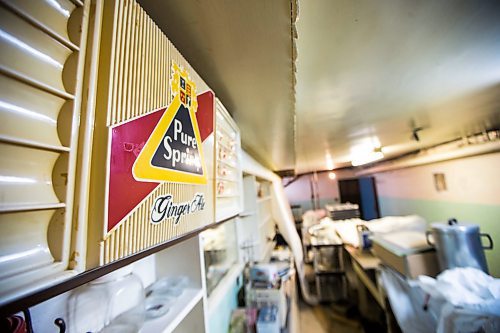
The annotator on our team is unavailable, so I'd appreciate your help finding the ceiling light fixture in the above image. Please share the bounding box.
[325,153,335,170]
[350,137,385,166]
[351,151,384,166]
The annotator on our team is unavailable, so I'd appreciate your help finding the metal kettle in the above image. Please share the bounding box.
[426,218,493,273]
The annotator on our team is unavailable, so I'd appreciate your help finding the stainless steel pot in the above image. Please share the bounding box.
[426,218,493,273]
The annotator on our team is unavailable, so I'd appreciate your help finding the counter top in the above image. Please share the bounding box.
[344,245,381,270]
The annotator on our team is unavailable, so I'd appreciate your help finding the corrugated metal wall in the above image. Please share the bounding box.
[106,0,171,126]
[90,0,214,266]
[0,0,88,304]
[0,0,218,293]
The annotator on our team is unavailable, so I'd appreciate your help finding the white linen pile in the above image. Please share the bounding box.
[312,215,427,248]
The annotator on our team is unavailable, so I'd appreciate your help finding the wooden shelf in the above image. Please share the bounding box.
[344,245,381,270]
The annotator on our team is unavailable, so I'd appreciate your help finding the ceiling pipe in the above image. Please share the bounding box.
[356,140,500,176]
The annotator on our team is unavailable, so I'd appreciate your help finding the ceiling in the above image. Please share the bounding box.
[138,0,500,174]
[138,0,296,171]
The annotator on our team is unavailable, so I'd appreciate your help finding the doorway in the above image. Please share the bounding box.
[339,177,380,220]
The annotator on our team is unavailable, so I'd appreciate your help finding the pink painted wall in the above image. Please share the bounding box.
[284,169,355,211]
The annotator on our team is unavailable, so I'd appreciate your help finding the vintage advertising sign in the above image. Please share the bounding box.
[106,62,214,233]
[133,62,207,184]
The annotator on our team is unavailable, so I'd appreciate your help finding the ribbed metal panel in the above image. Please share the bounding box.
[103,180,214,264]
[0,75,66,149]
[0,7,70,90]
[0,0,88,305]
[99,0,214,265]
[0,143,60,208]
[1,0,79,50]
[107,0,173,126]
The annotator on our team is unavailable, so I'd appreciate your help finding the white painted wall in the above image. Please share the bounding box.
[375,152,500,205]
[373,152,500,277]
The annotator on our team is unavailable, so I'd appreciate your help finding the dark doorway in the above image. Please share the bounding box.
[339,177,380,220]
[338,179,361,206]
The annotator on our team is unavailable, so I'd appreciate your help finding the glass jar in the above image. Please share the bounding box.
[68,265,145,333]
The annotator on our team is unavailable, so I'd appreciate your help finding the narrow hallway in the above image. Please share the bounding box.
[298,301,365,333]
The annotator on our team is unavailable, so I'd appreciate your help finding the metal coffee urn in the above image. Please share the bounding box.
[426,218,493,273]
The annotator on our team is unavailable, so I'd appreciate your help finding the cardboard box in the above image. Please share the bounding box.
[256,306,280,333]
[372,241,439,279]
[252,283,287,328]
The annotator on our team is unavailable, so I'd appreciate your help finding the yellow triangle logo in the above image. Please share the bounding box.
[132,95,207,184]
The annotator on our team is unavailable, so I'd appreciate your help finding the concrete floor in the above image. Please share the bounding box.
[298,301,364,333]
[299,302,328,333]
